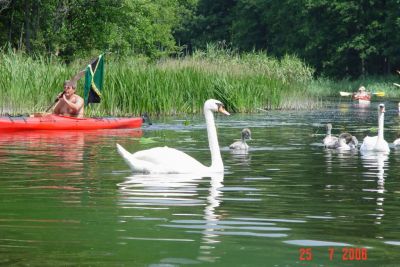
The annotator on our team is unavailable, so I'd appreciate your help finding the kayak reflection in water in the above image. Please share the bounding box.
[53,80,84,118]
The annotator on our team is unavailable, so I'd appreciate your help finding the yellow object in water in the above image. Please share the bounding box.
[373,91,385,97]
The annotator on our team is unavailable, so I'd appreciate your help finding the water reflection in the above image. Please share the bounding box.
[117,173,224,263]
[117,171,294,264]
[360,151,388,225]
[0,129,142,170]
[117,173,206,207]
[355,101,371,109]
[198,173,223,262]
[0,129,142,193]
[0,131,87,188]
[229,149,251,166]
[324,148,358,174]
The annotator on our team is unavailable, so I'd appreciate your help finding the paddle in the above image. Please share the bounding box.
[393,82,400,88]
[339,91,385,97]
[45,91,65,113]
[339,91,352,96]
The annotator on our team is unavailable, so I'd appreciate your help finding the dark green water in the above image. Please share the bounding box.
[1,101,400,266]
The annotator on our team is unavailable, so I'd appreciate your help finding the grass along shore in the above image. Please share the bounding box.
[1,50,399,117]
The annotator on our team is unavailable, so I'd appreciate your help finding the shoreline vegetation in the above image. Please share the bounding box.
[1,48,399,117]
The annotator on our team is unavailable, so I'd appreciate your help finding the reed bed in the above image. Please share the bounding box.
[1,50,321,116]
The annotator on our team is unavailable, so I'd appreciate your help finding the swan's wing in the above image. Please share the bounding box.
[117,143,157,173]
[118,145,207,173]
[338,145,350,150]
[229,141,248,150]
[393,138,400,146]
[375,139,390,153]
[132,147,204,166]
[336,139,350,150]
[360,136,378,151]
[323,136,338,148]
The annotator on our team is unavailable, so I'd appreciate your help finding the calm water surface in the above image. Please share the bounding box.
[1,101,400,266]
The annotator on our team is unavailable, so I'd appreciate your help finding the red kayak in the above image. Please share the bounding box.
[352,94,371,101]
[0,114,143,131]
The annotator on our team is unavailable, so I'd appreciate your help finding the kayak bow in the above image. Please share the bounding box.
[0,114,143,131]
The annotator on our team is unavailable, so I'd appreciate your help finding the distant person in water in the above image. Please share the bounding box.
[53,80,84,118]
[352,86,371,101]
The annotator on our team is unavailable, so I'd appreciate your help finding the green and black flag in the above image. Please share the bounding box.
[84,54,104,105]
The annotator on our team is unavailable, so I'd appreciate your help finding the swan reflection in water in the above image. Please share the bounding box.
[117,172,224,263]
[324,148,358,174]
[360,151,388,225]
[229,148,251,166]
[198,173,224,262]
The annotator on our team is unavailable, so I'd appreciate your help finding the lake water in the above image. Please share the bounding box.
[1,100,400,266]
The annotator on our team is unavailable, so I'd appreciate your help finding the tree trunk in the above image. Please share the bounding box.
[361,57,365,77]
[24,0,31,52]
[7,7,13,44]
[385,57,390,74]
[31,0,38,39]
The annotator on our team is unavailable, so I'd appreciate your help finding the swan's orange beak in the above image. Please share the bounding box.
[218,106,230,115]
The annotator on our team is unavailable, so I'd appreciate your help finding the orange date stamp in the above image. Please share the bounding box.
[299,247,368,261]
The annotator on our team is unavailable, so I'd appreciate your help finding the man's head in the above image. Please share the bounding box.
[63,80,77,97]
[358,86,366,92]
[64,80,77,89]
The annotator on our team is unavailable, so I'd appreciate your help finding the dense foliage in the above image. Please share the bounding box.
[179,0,400,78]
[0,0,182,60]
[0,0,399,78]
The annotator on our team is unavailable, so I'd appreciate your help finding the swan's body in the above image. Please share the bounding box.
[229,128,251,150]
[349,136,359,150]
[323,124,358,150]
[393,136,400,146]
[117,99,230,174]
[335,137,351,150]
[323,123,338,148]
[338,133,359,150]
[360,104,390,153]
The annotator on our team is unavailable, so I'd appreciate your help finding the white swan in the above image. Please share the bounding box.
[349,136,359,150]
[338,133,359,150]
[116,99,230,174]
[323,124,358,150]
[229,128,251,150]
[335,137,351,150]
[360,104,390,153]
[323,123,338,148]
[394,138,400,146]
[393,133,400,146]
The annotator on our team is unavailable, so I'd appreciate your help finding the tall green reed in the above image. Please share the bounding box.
[0,49,320,116]
[0,52,76,114]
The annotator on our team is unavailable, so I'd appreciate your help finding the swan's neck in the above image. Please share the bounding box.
[378,112,384,140]
[204,109,223,171]
[327,128,331,137]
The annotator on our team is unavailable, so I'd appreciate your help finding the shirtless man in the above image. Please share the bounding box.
[352,86,371,101]
[53,80,84,118]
